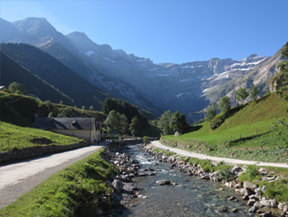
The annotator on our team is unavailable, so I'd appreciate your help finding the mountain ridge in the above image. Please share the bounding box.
[0,17,284,122]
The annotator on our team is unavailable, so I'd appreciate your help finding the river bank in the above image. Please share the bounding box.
[141,141,288,217]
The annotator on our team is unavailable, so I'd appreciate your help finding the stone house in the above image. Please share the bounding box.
[33,117,102,144]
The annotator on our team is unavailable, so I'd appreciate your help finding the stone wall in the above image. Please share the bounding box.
[0,139,143,164]
[0,143,88,164]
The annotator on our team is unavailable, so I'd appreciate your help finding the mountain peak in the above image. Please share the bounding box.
[12,17,56,36]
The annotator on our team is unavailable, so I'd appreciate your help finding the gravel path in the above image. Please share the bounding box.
[150,141,288,168]
[0,142,108,209]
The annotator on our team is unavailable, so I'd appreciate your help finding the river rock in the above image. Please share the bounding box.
[231,165,242,176]
[234,183,242,189]
[247,199,256,206]
[112,179,123,193]
[279,202,287,210]
[258,211,272,217]
[261,185,266,194]
[249,195,259,201]
[260,198,278,208]
[244,181,258,192]
[218,206,228,212]
[228,196,238,201]
[209,171,218,182]
[156,180,171,185]
[200,174,210,180]
[249,206,258,213]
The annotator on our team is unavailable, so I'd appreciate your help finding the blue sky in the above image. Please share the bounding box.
[1,0,288,64]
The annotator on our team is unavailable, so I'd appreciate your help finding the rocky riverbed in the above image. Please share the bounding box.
[141,145,288,217]
[100,142,287,217]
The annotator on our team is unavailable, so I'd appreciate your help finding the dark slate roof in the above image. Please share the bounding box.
[33,117,97,130]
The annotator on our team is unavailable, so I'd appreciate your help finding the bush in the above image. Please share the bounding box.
[239,165,260,181]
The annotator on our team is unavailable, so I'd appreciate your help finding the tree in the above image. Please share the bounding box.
[129,116,140,136]
[250,85,260,101]
[103,110,128,134]
[278,42,288,85]
[236,87,249,104]
[219,96,231,112]
[104,110,120,133]
[205,103,216,121]
[119,114,128,134]
[62,107,73,117]
[8,82,26,94]
[44,100,58,117]
[170,111,189,134]
[158,110,174,135]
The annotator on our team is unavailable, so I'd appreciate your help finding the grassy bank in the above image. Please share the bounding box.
[0,121,84,153]
[0,148,115,217]
[162,92,288,163]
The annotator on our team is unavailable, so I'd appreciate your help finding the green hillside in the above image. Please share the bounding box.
[0,121,83,153]
[0,91,107,153]
[162,91,288,162]
[0,43,110,110]
[0,51,73,105]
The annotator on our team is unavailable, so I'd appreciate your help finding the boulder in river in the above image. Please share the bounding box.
[156,180,171,185]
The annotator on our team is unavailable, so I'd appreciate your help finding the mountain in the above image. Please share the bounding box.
[0,50,73,105]
[0,43,111,110]
[66,31,281,120]
[0,17,284,122]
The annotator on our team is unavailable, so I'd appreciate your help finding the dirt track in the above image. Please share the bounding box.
[150,140,288,168]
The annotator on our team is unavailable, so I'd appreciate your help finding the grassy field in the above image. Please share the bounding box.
[162,92,288,163]
[0,121,84,152]
[0,148,115,216]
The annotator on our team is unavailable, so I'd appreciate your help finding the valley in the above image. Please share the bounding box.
[0,17,284,122]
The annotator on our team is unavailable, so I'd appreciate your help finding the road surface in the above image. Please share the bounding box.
[0,142,107,209]
[150,141,288,168]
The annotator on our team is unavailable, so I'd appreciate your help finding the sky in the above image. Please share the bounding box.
[0,0,288,64]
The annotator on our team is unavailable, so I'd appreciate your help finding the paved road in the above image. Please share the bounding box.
[0,142,108,209]
[151,141,288,168]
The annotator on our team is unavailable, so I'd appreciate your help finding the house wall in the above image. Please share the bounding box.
[52,129,100,144]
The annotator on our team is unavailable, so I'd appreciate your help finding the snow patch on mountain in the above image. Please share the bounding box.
[104,57,115,63]
[175,93,184,98]
[85,51,94,56]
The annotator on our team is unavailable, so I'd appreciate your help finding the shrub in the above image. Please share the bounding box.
[217,165,232,181]
[239,164,260,181]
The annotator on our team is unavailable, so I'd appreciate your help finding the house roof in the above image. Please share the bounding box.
[33,117,98,130]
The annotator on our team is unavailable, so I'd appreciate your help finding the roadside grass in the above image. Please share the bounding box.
[162,92,288,163]
[0,121,84,153]
[238,165,288,204]
[0,148,116,217]
[152,147,175,156]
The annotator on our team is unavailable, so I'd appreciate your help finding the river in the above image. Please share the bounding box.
[119,144,255,217]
